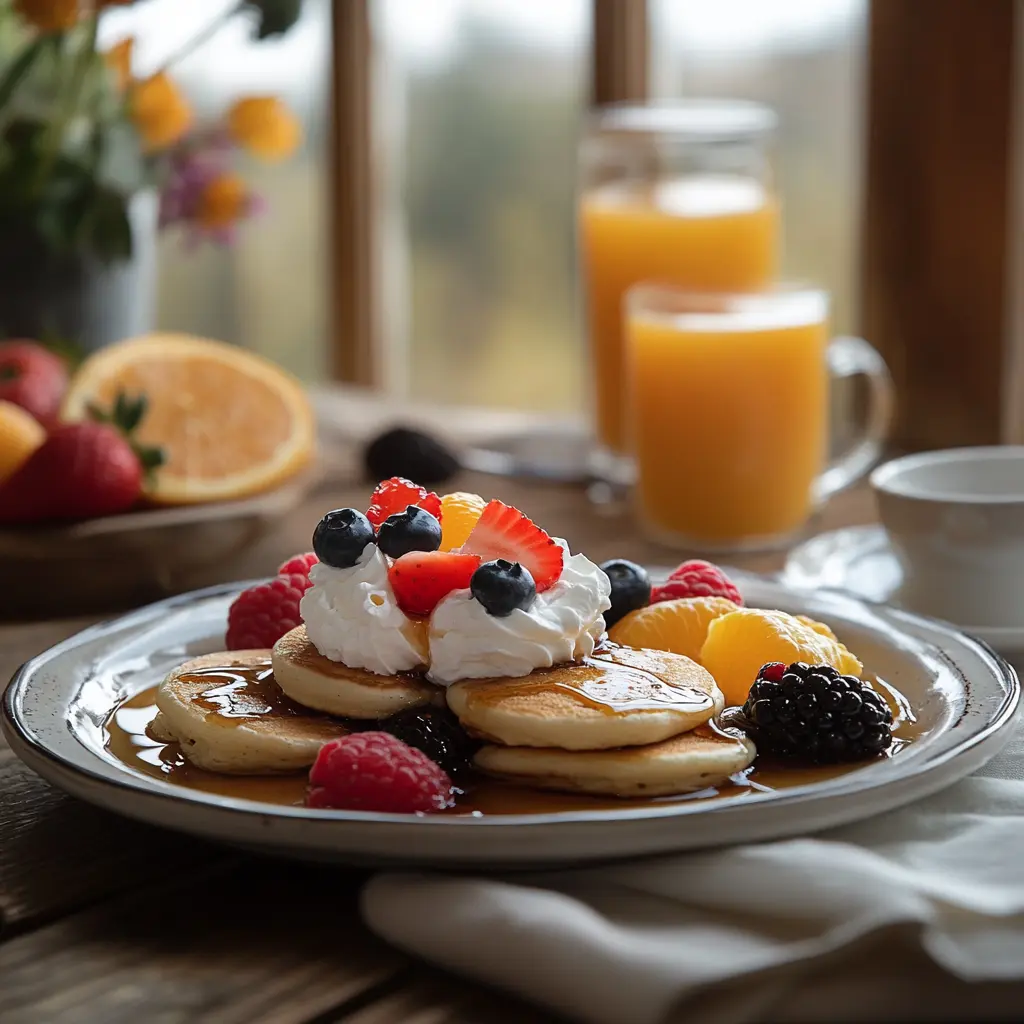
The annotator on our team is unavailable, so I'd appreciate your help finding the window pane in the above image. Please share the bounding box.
[99,0,330,380]
[375,0,588,411]
[651,0,866,332]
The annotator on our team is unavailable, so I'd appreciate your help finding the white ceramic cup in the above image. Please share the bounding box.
[871,447,1024,628]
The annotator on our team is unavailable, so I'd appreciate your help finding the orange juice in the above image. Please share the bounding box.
[627,288,828,547]
[580,175,780,452]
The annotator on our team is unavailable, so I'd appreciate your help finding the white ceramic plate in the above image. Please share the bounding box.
[3,575,1019,868]
[783,525,1024,655]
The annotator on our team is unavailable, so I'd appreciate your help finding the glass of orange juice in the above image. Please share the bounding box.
[625,284,893,551]
[579,101,781,477]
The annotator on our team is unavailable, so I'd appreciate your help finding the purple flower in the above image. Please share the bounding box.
[159,137,264,245]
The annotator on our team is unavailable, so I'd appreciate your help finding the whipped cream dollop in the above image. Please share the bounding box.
[427,541,611,686]
[301,544,426,675]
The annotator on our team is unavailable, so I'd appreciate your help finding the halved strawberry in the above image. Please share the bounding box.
[388,550,481,618]
[461,500,563,592]
[366,476,443,528]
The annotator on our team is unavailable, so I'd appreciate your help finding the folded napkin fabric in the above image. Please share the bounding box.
[362,723,1024,1024]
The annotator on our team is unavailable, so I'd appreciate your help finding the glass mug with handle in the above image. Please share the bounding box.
[625,283,893,551]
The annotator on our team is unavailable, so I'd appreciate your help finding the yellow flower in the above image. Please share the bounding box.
[14,0,131,31]
[14,0,78,32]
[227,97,302,162]
[197,173,250,230]
[130,72,192,152]
[104,37,133,92]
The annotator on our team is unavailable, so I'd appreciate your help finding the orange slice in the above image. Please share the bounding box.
[61,333,315,505]
[608,596,737,662]
[0,400,45,484]
[700,608,862,706]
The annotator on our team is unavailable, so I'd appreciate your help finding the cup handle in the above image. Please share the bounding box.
[815,335,895,503]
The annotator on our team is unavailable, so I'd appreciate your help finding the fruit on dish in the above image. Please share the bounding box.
[130,479,899,816]
[701,607,863,707]
[739,662,893,763]
[609,596,738,663]
[0,333,315,526]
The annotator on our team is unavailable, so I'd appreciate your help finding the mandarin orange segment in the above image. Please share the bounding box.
[60,333,315,505]
[439,491,486,551]
[796,614,838,641]
[700,607,862,707]
[608,596,737,662]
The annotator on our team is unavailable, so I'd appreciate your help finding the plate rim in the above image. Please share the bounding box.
[3,576,1020,835]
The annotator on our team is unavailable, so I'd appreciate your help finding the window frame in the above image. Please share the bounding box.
[331,0,1021,450]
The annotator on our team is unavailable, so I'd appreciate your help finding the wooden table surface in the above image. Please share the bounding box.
[0,401,881,1024]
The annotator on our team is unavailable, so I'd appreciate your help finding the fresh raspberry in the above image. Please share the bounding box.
[226,573,310,649]
[306,732,454,813]
[366,476,443,528]
[388,550,481,618]
[462,499,563,592]
[278,551,318,580]
[651,560,743,606]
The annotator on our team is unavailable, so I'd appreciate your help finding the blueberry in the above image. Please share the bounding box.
[599,559,651,628]
[471,559,537,617]
[312,508,375,568]
[377,505,442,558]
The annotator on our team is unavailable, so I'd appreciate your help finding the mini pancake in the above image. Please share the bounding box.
[474,725,756,798]
[153,649,347,774]
[445,644,724,751]
[272,625,442,718]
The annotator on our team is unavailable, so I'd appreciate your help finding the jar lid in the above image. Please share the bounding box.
[592,100,777,141]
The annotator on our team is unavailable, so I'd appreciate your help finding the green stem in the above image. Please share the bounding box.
[157,2,244,73]
[0,36,46,112]
[34,16,100,193]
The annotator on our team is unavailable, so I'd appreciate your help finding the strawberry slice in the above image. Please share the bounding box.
[461,500,563,592]
[366,476,443,528]
[388,550,481,618]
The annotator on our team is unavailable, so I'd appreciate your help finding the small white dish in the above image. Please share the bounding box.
[872,447,1024,629]
[3,575,1018,868]
[784,525,1024,655]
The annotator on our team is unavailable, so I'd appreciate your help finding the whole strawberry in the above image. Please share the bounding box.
[0,392,163,525]
[0,341,68,428]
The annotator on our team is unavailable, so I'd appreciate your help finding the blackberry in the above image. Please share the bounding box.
[378,706,480,778]
[364,427,459,487]
[740,661,894,764]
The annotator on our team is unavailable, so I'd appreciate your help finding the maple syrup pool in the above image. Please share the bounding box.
[104,669,919,817]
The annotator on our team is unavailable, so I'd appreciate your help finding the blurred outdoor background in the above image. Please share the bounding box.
[102,0,865,411]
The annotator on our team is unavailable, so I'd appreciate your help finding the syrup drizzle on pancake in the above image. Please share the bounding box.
[458,643,715,717]
[183,661,315,723]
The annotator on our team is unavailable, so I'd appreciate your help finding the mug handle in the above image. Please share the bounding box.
[815,335,895,503]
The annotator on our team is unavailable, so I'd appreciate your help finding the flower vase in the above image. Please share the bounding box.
[0,190,158,354]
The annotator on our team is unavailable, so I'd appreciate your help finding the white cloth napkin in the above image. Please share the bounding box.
[362,716,1024,1023]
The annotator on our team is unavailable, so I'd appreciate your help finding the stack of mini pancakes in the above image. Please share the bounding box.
[152,625,755,796]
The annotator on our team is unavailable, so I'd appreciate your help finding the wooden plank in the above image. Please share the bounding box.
[0,861,406,1024]
[335,966,568,1024]
[862,0,1016,449]
[329,0,379,386]
[591,0,649,106]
